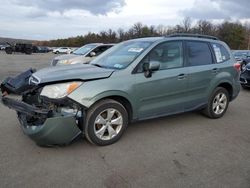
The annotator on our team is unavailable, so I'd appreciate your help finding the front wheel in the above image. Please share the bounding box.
[203,87,229,119]
[85,99,128,146]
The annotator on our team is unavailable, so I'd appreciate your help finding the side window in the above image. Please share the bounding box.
[149,41,183,70]
[211,43,230,63]
[92,46,110,56]
[187,41,213,66]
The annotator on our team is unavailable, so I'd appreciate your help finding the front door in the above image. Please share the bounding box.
[134,41,188,120]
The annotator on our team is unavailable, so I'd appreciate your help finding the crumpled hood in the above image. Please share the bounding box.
[30,64,114,84]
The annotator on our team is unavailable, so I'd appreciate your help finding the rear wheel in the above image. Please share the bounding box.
[85,99,128,146]
[203,87,229,119]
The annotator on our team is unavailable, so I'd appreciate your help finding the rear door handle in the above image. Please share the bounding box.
[178,73,187,80]
[212,68,219,74]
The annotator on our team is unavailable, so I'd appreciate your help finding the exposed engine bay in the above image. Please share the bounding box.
[1,69,83,146]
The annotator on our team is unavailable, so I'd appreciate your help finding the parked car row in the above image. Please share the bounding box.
[32,46,52,53]
[232,50,250,62]
[1,34,241,147]
[2,43,54,54]
[52,47,72,54]
[232,50,250,89]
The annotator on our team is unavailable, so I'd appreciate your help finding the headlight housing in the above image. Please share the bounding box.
[40,81,82,99]
[57,59,80,65]
[58,59,71,65]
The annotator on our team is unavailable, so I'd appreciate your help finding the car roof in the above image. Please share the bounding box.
[128,37,164,42]
[127,34,221,43]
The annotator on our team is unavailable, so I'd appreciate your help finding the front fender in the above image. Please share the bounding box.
[71,90,137,119]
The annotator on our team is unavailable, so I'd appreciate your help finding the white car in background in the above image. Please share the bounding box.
[52,47,72,54]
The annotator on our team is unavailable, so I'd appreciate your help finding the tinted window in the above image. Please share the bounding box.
[211,43,230,63]
[187,41,213,66]
[92,45,112,56]
[149,41,183,70]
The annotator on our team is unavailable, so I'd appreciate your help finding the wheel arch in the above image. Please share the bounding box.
[216,82,233,101]
[102,96,133,123]
[88,92,135,123]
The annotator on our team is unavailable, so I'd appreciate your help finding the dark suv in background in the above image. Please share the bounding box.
[1,34,241,146]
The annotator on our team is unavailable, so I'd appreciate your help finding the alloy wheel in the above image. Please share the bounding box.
[212,93,228,115]
[94,108,123,141]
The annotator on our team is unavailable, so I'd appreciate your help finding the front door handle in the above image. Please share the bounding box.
[212,68,219,74]
[178,73,187,80]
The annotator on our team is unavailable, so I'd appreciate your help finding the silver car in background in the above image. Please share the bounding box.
[51,43,114,66]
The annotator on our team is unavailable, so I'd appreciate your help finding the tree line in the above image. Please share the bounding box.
[35,18,250,50]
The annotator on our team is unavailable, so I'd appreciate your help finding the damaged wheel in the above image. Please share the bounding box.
[85,99,128,146]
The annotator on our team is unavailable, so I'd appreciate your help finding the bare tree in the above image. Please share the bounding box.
[133,22,143,37]
[182,17,192,33]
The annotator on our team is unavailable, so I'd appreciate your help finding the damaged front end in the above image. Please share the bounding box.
[1,69,82,146]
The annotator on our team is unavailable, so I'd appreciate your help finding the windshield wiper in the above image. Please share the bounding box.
[91,63,104,68]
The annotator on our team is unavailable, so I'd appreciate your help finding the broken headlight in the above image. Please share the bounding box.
[40,81,82,99]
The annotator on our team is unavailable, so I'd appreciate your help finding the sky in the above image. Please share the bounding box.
[0,0,250,40]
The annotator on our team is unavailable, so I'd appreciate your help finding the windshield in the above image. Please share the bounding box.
[90,40,152,69]
[73,44,97,55]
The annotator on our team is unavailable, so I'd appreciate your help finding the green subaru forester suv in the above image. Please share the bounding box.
[1,34,241,146]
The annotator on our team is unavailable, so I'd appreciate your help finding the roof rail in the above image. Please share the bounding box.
[166,33,218,40]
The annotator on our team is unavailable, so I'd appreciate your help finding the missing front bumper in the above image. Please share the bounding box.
[18,113,81,146]
[1,96,82,146]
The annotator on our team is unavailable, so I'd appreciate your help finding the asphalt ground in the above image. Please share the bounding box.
[0,51,249,188]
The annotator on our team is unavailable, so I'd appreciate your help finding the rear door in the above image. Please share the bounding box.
[185,40,216,110]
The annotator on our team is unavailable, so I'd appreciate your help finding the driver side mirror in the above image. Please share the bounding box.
[143,61,160,78]
[90,52,96,57]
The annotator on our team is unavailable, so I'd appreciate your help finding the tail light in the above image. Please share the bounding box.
[233,63,241,72]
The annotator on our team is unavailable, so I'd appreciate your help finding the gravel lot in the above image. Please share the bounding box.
[0,51,249,188]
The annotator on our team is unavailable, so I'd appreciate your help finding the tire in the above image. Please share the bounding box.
[5,48,13,54]
[25,49,32,54]
[85,99,128,146]
[202,87,229,119]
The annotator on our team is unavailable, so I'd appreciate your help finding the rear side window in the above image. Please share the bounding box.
[211,43,230,63]
[186,41,213,66]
